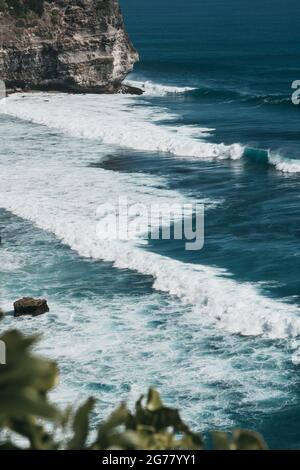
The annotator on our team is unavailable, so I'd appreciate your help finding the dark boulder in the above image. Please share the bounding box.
[14,297,49,317]
[119,84,144,95]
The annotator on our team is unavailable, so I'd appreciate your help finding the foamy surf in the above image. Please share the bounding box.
[0,274,292,429]
[245,147,300,174]
[2,91,299,175]
[0,148,299,340]
[0,93,244,161]
[1,112,299,430]
[0,250,25,272]
[124,79,196,96]
[269,152,300,174]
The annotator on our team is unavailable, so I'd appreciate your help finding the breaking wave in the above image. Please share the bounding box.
[124,79,196,96]
[244,148,300,174]
[0,93,244,161]
[1,92,299,174]
[0,149,299,340]
[124,79,293,108]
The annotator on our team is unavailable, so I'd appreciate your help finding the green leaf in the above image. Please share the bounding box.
[68,397,95,450]
[146,389,163,411]
[0,319,269,451]
[233,429,267,450]
[212,431,231,450]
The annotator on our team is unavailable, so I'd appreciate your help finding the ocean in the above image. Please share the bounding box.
[0,0,300,449]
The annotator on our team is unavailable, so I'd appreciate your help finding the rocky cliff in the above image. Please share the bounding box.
[0,0,139,93]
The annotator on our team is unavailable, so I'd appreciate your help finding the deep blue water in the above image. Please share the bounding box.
[119,0,300,312]
[0,0,300,449]
[122,0,300,158]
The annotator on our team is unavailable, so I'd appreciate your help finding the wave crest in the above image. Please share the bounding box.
[0,93,244,161]
[124,79,195,96]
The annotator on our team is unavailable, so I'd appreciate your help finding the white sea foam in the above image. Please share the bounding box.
[1,289,292,429]
[268,152,300,174]
[0,250,25,272]
[124,79,196,96]
[3,92,299,175]
[0,94,299,340]
[0,93,244,161]
[0,150,299,340]
[122,81,300,174]
[0,105,299,428]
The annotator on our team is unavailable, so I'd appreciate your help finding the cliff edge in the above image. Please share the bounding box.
[0,0,139,93]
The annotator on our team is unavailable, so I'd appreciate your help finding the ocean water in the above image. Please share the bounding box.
[0,0,300,449]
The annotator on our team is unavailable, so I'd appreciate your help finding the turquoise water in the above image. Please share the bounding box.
[0,0,300,449]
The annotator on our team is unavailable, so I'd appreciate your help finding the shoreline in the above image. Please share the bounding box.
[4,82,144,97]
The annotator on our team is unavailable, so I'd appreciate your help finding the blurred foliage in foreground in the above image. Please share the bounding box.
[0,326,267,450]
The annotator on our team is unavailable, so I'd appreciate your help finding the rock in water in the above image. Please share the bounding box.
[14,297,49,317]
[119,83,144,95]
[0,1,139,94]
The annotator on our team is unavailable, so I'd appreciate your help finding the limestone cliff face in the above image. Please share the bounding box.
[0,0,139,93]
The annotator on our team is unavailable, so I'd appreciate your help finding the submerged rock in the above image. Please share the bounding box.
[119,83,144,95]
[14,297,49,317]
[0,1,139,94]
